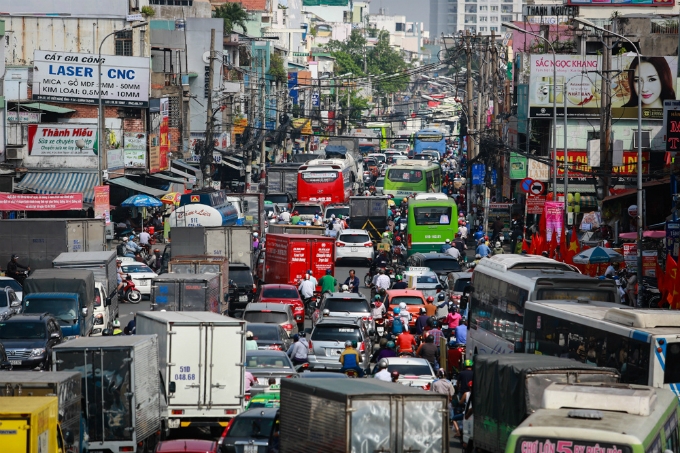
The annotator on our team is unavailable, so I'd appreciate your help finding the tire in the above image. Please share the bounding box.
[127,289,142,304]
[648,294,662,309]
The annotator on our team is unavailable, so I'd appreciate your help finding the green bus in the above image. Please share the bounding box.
[505,383,680,453]
[365,121,393,150]
[383,160,441,197]
[406,194,458,255]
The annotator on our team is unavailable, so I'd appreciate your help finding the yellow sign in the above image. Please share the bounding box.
[191,195,200,203]
[233,118,248,135]
[292,118,313,135]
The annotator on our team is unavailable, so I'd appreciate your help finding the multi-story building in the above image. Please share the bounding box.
[368,10,430,64]
[430,0,522,36]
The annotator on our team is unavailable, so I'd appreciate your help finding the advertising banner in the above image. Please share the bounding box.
[527,195,546,214]
[472,164,485,185]
[93,185,110,224]
[667,220,680,260]
[7,111,40,122]
[509,153,528,179]
[32,50,150,107]
[544,201,564,241]
[0,193,82,210]
[107,148,124,171]
[149,145,162,174]
[642,249,657,277]
[552,150,650,176]
[528,159,550,181]
[159,98,169,171]
[623,242,637,271]
[27,124,98,156]
[529,54,678,119]
[566,0,671,5]
[123,132,147,169]
[664,101,680,151]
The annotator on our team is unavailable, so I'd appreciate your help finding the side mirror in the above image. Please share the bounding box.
[10,301,20,308]
[169,381,176,393]
[50,332,61,339]
[81,307,88,317]
[0,360,11,370]
[105,297,112,307]
[64,431,75,445]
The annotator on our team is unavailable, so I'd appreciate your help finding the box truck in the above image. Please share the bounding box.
[0,396,68,453]
[167,226,254,267]
[262,234,334,292]
[150,273,222,313]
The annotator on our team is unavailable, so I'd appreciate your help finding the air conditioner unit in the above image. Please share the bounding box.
[633,130,651,149]
[6,148,23,160]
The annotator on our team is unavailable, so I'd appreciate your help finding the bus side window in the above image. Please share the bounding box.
[665,423,679,453]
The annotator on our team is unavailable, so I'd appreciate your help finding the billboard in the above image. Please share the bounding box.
[27,124,98,156]
[123,132,147,169]
[529,54,678,119]
[0,193,83,211]
[32,50,150,107]
[566,0,672,6]
[664,100,680,151]
[509,153,528,179]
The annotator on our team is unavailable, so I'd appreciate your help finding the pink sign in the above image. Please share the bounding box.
[0,193,83,211]
[93,186,110,224]
[544,201,564,242]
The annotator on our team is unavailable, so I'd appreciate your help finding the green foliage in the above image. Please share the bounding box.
[141,5,155,17]
[214,2,248,34]
[338,90,370,121]
[269,53,287,84]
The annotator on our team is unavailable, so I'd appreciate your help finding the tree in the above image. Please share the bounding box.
[269,53,287,85]
[214,2,248,34]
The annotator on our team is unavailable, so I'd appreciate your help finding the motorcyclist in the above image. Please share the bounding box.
[125,236,142,258]
[374,268,391,291]
[425,295,437,317]
[439,239,453,254]
[398,301,411,327]
[391,274,408,290]
[374,359,391,381]
[298,274,315,307]
[319,269,338,294]
[344,269,360,294]
[146,248,162,273]
[435,292,449,320]
[340,284,350,293]
[396,329,417,355]
[391,307,406,336]
[6,254,29,281]
[416,334,439,370]
[112,319,123,335]
[492,241,504,255]
[286,334,308,366]
[374,340,397,362]
[339,340,364,377]
[415,307,430,335]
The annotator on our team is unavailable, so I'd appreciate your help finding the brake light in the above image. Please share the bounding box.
[171,409,184,415]
[336,242,345,247]
[252,284,257,293]
[362,316,373,322]
[267,345,282,351]
[244,394,252,402]
[219,418,235,444]
[423,383,431,391]
[120,448,134,452]
[359,342,365,352]
[364,242,372,247]
[282,323,293,332]
[407,234,412,248]
[308,340,314,353]
[225,409,238,415]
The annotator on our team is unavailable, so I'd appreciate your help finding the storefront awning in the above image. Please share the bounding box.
[148,173,188,184]
[20,103,76,114]
[15,171,97,203]
[107,177,167,197]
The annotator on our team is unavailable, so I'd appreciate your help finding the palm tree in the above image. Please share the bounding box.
[214,2,249,34]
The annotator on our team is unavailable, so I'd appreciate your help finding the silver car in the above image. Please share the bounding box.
[307,317,371,371]
[0,288,21,321]
[312,292,375,334]
[243,302,298,336]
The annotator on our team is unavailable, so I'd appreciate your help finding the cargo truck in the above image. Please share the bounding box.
[23,269,96,339]
[166,255,229,306]
[137,311,245,436]
[472,354,620,453]
[166,226,253,267]
[150,273,222,313]
[267,163,301,197]
[52,251,120,334]
[0,218,106,270]
[348,196,389,241]
[280,378,449,453]
[0,371,83,453]
[0,396,69,453]
[267,224,325,235]
[53,335,164,453]
[262,234,334,292]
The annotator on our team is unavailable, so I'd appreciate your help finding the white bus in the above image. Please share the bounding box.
[523,301,680,394]
[467,255,620,360]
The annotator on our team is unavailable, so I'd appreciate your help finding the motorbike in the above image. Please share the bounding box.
[10,270,30,286]
[303,293,320,319]
[119,275,142,304]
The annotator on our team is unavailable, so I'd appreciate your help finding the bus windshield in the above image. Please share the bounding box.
[417,134,444,142]
[413,206,452,225]
[388,169,422,183]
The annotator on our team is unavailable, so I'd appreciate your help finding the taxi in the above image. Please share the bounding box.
[246,384,281,410]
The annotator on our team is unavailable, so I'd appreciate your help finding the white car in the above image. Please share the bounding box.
[118,257,157,297]
[403,267,443,299]
[379,357,436,389]
[0,277,23,300]
[335,229,374,264]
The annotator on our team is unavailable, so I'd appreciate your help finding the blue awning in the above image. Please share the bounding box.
[15,171,97,204]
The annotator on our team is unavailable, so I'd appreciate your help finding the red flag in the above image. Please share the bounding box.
[528,233,537,254]
[539,213,547,243]
[565,228,580,265]
[522,235,530,253]
[665,256,678,306]
[559,229,568,262]
[548,230,557,258]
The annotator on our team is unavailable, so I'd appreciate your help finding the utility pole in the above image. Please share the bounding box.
[491,30,499,137]
[202,28,215,188]
[465,34,474,159]
[245,66,255,188]
[599,26,613,197]
[260,56,266,177]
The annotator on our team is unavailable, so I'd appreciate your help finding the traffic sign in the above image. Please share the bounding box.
[530,180,545,196]
[520,178,534,193]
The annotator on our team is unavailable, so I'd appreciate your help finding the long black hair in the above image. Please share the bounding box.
[623,56,675,107]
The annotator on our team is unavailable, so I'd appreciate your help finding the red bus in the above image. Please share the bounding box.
[297,159,352,205]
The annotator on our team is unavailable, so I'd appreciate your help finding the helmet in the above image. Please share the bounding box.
[374,295,381,300]
[326,269,332,275]
[383,232,389,238]
[154,249,160,253]
[253,232,259,237]
[246,331,254,339]
[495,242,501,248]
[307,270,313,275]
[438,293,446,301]
[445,239,451,243]
[129,235,135,240]
[402,198,408,203]
[393,307,401,315]
[387,340,395,349]
[345,340,353,347]
[378,359,389,369]
[351,340,358,348]
[123,237,129,242]
[426,296,435,303]
[395,236,401,243]
[464,360,474,367]
[113,320,121,328]
[322,308,330,317]
[395,274,402,281]
[341,284,349,291]
[419,307,427,314]
[484,235,489,241]
[399,302,407,310]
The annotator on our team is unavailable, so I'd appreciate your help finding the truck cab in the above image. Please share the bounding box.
[23,293,92,339]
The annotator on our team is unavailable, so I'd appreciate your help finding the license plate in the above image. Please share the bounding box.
[9,360,21,366]
[138,280,149,286]
[351,247,357,252]
[239,295,248,302]
[244,446,258,453]
[377,326,384,335]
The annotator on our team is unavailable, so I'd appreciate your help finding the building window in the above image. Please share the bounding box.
[479,16,488,21]
[502,15,513,22]
[115,30,133,56]
[491,16,499,21]
[501,5,513,12]
[150,0,194,5]
[490,26,498,31]
[491,5,498,10]
[479,5,487,10]
[479,26,487,31]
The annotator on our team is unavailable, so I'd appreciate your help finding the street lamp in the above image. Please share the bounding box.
[502,22,558,199]
[97,22,147,186]
[573,16,644,308]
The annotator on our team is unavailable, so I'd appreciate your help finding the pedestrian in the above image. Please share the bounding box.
[431,369,456,427]
[344,269,360,293]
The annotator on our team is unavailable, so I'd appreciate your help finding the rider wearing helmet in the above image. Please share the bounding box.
[339,340,364,377]
[245,331,258,350]
[415,307,430,335]
[340,284,350,292]
[372,294,386,320]
[391,274,408,290]
[425,295,437,317]
[391,307,405,336]
[112,319,123,335]
[319,268,338,294]
[374,359,391,381]
[458,359,474,396]
[398,302,411,327]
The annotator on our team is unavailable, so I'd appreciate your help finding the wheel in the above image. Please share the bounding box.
[127,289,142,304]
[648,294,662,309]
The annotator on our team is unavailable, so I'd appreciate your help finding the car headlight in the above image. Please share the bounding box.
[64,335,79,341]
[30,348,46,357]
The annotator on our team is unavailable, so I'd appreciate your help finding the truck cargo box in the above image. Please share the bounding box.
[474,354,620,453]
[151,273,222,313]
[170,226,253,267]
[137,311,245,431]
[263,234,334,291]
[280,378,448,453]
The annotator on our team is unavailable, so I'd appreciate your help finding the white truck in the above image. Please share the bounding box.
[136,311,246,436]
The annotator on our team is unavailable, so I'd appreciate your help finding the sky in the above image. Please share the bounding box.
[370,0,430,29]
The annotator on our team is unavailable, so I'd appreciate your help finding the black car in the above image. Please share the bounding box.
[0,313,63,370]
[220,407,279,453]
[247,322,292,352]
[228,263,256,317]
[407,252,462,280]
[0,342,11,371]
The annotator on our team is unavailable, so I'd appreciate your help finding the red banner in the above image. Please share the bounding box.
[527,195,546,214]
[93,186,110,224]
[0,193,83,210]
[552,151,650,176]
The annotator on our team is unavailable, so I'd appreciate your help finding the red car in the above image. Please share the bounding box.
[255,284,305,330]
[155,439,219,453]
